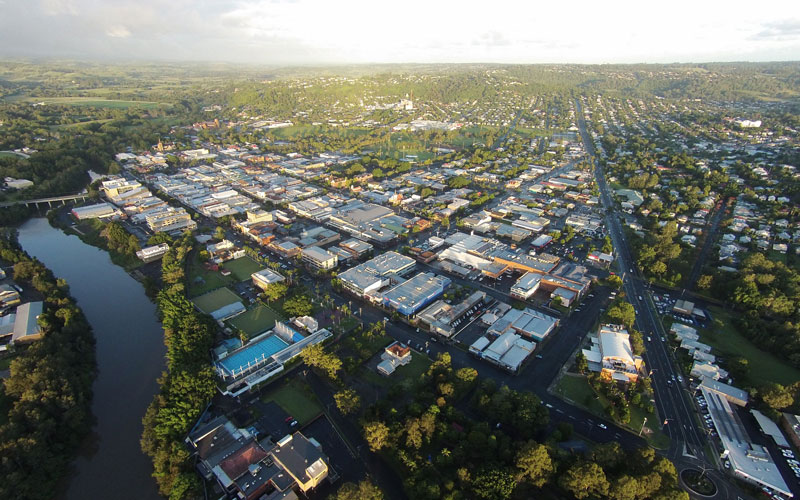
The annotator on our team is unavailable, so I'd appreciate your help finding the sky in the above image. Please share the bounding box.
[0,0,799,65]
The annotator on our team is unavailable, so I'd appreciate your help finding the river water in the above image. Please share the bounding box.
[18,218,164,500]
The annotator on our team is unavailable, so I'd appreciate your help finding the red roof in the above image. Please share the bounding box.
[220,442,268,480]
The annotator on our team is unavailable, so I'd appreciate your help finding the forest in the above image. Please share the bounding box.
[0,229,96,500]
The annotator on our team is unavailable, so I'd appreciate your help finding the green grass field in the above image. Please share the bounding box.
[556,373,669,448]
[360,352,432,388]
[222,257,264,282]
[23,97,166,109]
[229,304,283,338]
[0,151,25,159]
[700,307,800,386]
[191,287,241,314]
[260,378,323,426]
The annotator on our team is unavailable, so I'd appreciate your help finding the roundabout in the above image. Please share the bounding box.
[680,469,718,497]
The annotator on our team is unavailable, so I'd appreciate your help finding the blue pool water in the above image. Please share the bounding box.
[219,335,289,376]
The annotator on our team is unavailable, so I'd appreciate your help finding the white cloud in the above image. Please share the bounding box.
[105,25,131,38]
[1,0,799,63]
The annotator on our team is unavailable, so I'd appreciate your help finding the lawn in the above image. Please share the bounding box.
[700,306,800,386]
[229,304,283,338]
[260,378,322,426]
[222,257,264,282]
[360,352,432,388]
[555,373,669,449]
[191,287,241,314]
[0,151,25,159]
[187,251,234,297]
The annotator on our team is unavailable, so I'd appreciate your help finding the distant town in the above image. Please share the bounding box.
[1,62,800,500]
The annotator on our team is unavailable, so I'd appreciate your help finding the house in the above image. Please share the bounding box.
[377,341,412,375]
[582,324,643,382]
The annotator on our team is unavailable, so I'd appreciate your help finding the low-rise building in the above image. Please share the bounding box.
[510,272,541,300]
[417,291,486,337]
[382,272,451,316]
[10,301,44,345]
[71,202,123,220]
[582,324,643,382]
[487,307,559,343]
[187,416,330,500]
[377,341,412,375]
[301,246,338,271]
[251,268,286,291]
[338,251,415,297]
[136,243,170,263]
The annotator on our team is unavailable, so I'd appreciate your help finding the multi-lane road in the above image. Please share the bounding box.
[574,98,708,461]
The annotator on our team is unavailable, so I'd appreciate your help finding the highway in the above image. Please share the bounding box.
[574,99,709,463]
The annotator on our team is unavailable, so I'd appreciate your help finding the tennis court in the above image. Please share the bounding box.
[191,287,241,314]
[229,304,283,338]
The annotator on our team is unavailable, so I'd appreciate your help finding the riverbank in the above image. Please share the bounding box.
[17,218,165,500]
[0,227,96,500]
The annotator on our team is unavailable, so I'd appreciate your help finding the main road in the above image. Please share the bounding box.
[574,99,710,462]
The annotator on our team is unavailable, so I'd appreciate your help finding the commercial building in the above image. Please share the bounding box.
[71,202,123,220]
[510,272,541,300]
[700,377,749,407]
[382,272,451,316]
[417,291,486,337]
[338,238,373,258]
[187,416,330,500]
[251,268,286,291]
[551,287,577,307]
[145,207,197,233]
[487,307,559,343]
[751,410,790,448]
[10,301,44,345]
[301,246,338,271]
[582,324,643,382]
[136,243,170,263]
[470,331,536,372]
[701,385,791,497]
[338,251,415,297]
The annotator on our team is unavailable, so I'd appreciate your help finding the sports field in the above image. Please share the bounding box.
[229,304,283,338]
[192,287,241,314]
[222,257,264,282]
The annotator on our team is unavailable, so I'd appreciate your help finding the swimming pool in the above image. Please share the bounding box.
[219,335,289,377]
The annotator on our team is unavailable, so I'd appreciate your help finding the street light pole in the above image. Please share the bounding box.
[639,416,648,436]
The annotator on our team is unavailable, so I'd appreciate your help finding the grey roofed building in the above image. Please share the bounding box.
[11,301,44,344]
[488,307,559,342]
[381,272,451,316]
[252,268,286,290]
[701,387,790,497]
[700,376,749,406]
[339,251,416,297]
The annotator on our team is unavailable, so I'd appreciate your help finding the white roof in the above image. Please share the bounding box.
[599,328,633,364]
[470,336,491,352]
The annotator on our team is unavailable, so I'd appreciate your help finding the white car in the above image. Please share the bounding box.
[598,423,607,429]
